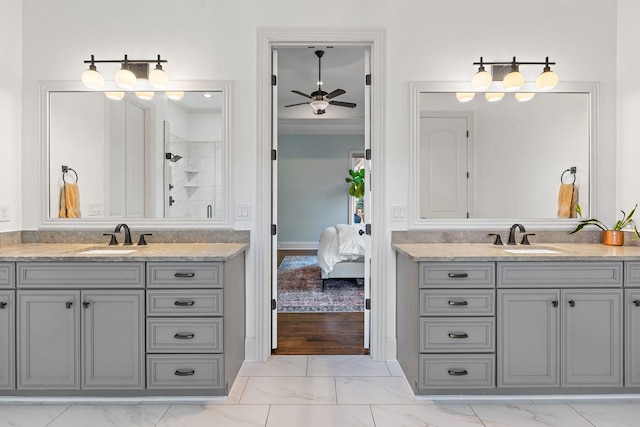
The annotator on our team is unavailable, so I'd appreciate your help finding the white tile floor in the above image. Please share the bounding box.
[2,355,640,426]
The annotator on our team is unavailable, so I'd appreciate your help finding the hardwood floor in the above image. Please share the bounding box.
[274,250,368,355]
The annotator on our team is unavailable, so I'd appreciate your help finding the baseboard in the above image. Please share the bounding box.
[277,241,319,250]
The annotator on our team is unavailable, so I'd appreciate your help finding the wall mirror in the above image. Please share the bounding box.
[40,81,232,228]
[409,81,598,229]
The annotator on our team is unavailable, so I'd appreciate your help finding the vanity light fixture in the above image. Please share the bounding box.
[471,56,558,91]
[502,57,525,91]
[81,55,105,89]
[471,57,493,90]
[81,53,170,90]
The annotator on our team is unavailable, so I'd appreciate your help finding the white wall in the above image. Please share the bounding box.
[0,0,21,231]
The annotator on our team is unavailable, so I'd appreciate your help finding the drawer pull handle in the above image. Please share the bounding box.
[552,300,559,307]
[174,300,196,307]
[447,273,469,278]
[175,272,196,278]
[65,301,73,309]
[0,302,6,309]
[569,299,576,307]
[174,369,195,376]
[174,333,195,340]
[634,300,640,307]
[448,300,468,306]
[448,332,469,339]
[448,369,468,376]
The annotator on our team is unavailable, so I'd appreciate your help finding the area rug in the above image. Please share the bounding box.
[277,256,364,312]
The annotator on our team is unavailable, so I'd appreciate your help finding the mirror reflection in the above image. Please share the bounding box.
[48,90,225,221]
[417,90,591,220]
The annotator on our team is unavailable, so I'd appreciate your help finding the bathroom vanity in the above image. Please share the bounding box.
[0,242,246,396]
[394,243,640,395]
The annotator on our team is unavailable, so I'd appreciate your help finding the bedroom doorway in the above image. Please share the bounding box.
[271,45,372,355]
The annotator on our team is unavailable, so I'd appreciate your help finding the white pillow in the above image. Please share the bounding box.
[335,224,367,256]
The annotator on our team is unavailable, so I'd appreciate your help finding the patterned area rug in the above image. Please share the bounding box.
[277,256,364,312]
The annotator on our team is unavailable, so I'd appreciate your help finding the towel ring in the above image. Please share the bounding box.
[62,165,78,183]
[561,167,576,185]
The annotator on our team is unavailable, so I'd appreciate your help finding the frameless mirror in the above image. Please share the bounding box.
[409,82,598,228]
[42,81,231,227]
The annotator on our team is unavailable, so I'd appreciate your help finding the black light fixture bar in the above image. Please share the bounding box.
[473,56,555,67]
[83,54,167,65]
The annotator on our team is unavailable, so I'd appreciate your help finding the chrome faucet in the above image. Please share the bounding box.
[507,223,526,245]
[114,223,132,245]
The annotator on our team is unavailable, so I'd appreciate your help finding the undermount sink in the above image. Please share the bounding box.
[503,248,561,254]
[78,249,137,255]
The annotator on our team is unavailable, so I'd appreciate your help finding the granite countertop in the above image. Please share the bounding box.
[393,242,640,262]
[0,242,248,262]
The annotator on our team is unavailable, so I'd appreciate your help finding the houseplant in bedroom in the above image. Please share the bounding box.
[345,168,365,198]
[569,204,640,246]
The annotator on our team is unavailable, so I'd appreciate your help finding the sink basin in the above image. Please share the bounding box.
[78,249,137,255]
[503,248,560,254]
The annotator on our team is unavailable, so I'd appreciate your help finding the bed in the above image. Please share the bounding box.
[317,224,368,291]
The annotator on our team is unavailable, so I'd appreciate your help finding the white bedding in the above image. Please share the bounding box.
[317,224,368,277]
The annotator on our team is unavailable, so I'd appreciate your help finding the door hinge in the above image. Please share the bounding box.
[272,75,277,86]
[365,148,371,160]
[466,172,469,179]
[271,149,277,161]
[466,130,469,138]
[466,212,470,218]
[365,298,371,310]
[271,299,277,310]
[271,224,277,235]
[365,74,372,86]
[365,224,371,236]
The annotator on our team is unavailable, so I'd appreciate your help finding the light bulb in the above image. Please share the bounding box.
[149,67,170,89]
[485,92,505,102]
[104,91,125,101]
[166,91,184,100]
[455,92,475,102]
[503,70,524,91]
[515,92,535,102]
[135,91,155,100]
[81,67,104,89]
[536,69,559,90]
[310,100,329,112]
[471,70,492,90]
[115,68,137,89]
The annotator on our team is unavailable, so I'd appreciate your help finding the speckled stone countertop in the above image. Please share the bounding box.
[393,243,640,262]
[0,243,248,262]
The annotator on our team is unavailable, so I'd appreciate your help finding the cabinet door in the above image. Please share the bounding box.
[562,289,622,387]
[497,289,559,387]
[626,290,640,386]
[82,290,144,389]
[17,291,80,389]
[0,291,15,389]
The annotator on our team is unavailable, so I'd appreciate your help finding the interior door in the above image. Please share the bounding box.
[363,48,372,349]
[271,49,279,350]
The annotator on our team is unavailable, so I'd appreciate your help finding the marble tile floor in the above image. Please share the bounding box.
[1,355,640,426]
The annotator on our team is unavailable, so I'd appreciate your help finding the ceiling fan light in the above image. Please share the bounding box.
[456,92,475,102]
[115,67,137,89]
[503,70,524,91]
[104,91,125,101]
[515,92,535,102]
[166,91,184,100]
[485,92,505,102]
[135,91,155,100]
[81,67,104,89]
[310,100,329,112]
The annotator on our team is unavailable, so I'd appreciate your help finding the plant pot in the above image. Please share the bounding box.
[602,230,624,246]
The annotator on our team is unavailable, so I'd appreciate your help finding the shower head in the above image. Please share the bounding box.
[165,152,182,162]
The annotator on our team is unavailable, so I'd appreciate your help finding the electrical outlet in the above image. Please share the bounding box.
[88,203,103,216]
[0,205,10,222]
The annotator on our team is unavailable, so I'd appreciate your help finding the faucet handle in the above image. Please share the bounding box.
[137,233,153,246]
[521,233,536,245]
[488,233,504,245]
[103,233,118,246]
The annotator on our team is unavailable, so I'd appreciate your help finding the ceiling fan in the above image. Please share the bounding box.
[285,50,357,115]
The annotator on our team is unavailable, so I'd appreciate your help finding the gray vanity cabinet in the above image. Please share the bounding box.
[0,290,15,389]
[624,262,640,386]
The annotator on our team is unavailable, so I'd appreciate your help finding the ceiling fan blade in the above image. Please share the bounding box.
[292,90,313,99]
[325,89,346,99]
[329,100,357,108]
[285,102,310,107]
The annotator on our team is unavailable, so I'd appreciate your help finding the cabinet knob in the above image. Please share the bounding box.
[448,369,468,376]
[569,300,576,307]
[174,369,195,376]
[0,301,6,309]
[174,333,195,340]
[65,301,73,309]
[174,272,196,278]
[448,332,469,339]
[82,301,90,309]
[447,273,469,279]
[448,300,468,306]
[634,300,640,307]
[552,300,559,307]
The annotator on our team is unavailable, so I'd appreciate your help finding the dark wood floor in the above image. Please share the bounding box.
[273,250,368,355]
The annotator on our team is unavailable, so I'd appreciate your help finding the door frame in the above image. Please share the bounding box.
[255,28,387,362]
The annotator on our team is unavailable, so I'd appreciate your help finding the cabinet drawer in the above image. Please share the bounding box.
[420,318,495,353]
[0,263,14,289]
[147,290,223,316]
[420,290,495,316]
[147,354,223,389]
[147,262,222,288]
[419,354,495,389]
[420,263,495,288]
[147,318,223,353]
[497,262,623,288]
[626,262,640,287]
[17,262,144,288]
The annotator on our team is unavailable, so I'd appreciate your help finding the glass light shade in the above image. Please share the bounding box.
[471,70,492,90]
[115,68,137,89]
[104,91,125,101]
[536,70,559,90]
[515,92,536,102]
[502,71,524,91]
[149,68,170,89]
[135,91,155,100]
[166,91,184,100]
[455,92,475,102]
[485,92,505,102]
[81,68,105,89]
[310,100,329,111]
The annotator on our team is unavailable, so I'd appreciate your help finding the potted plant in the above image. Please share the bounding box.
[569,204,640,246]
[345,168,365,198]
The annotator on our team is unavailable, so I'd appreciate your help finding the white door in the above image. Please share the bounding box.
[363,48,372,349]
[419,116,469,219]
[271,49,279,350]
